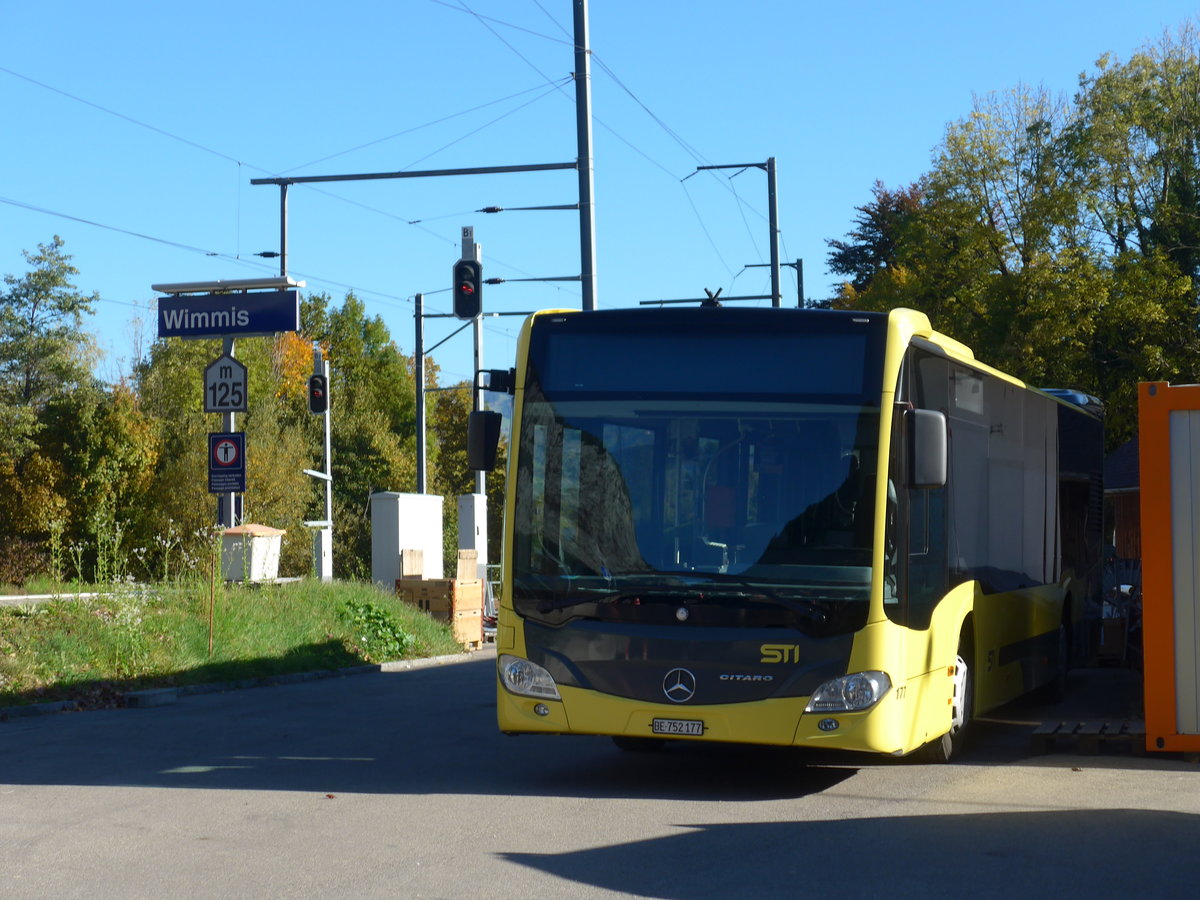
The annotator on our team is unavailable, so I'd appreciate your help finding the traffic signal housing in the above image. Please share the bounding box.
[307,373,329,414]
[453,259,483,319]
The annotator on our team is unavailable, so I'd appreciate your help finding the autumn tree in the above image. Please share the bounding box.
[827,181,923,294]
[1069,25,1200,280]
[0,236,99,412]
[132,333,315,578]
[0,237,102,552]
[828,50,1200,448]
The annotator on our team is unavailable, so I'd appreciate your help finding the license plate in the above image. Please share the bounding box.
[651,718,704,736]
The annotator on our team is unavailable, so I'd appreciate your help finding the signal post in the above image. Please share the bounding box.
[455,228,487,581]
[304,345,334,581]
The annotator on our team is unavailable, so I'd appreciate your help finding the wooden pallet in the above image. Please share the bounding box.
[1031,719,1146,755]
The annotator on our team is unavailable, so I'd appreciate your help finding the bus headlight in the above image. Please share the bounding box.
[805,671,891,713]
[499,654,561,700]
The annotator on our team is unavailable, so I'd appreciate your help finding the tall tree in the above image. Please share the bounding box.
[828,66,1200,448]
[1069,25,1200,281]
[0,236,99,411]
[827,181,923,294]
[0,237,102,544]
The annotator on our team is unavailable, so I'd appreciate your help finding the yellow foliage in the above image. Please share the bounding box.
[0,453,67,536]
[274,332,319,402]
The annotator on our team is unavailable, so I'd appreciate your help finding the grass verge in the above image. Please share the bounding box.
[0,579,466,710]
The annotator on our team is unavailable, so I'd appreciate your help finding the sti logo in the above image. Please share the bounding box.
[760,644,801,664]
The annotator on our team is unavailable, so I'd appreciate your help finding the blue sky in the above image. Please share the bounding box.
[2,1,1196,386]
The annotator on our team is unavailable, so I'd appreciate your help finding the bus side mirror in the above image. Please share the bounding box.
[909,408,947,488]
[468,410,503,472]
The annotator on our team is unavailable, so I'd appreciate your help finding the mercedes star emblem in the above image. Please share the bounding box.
[663,668,697,703]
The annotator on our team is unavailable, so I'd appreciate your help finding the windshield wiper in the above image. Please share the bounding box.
[687,573,829,623]
[531,573,827,623]
[535,585,713,614]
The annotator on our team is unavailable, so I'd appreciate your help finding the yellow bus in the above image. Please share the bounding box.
[470,306,1103,760]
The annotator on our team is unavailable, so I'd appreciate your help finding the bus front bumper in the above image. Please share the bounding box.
[497,682,908,755]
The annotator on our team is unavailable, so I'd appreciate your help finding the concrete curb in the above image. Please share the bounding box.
[1,647,494,722]
[0,592,101,608]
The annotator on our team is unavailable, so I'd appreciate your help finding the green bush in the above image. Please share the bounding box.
[0,538,47,589]
[341,597,414,663]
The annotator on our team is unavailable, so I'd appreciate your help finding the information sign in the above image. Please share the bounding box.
[208,431,246,494]
[204,354,248,413]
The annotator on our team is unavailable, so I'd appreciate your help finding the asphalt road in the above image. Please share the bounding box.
[2,650,1197,899]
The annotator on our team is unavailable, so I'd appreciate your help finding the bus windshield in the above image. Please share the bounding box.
[511,310,887,633]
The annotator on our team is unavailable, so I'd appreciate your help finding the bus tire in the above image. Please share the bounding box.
[921,651,973,763]
[612,736,666,753]
[1046,619,1070,703]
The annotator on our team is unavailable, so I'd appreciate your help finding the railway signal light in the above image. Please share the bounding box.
[453,259,483,319]
[307,373,328,414]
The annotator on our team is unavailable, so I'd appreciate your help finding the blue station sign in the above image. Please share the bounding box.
[158,290,300,340]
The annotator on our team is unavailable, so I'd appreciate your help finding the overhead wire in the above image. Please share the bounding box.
[440,0,754,287]
[1,189,524,361]
[1,51,535,376]
[437,0,753,242]
[397,79,569,171]
[452,0,572,95]
[431,0,777,255]
[0,192,522,342]
[0,63,567,267]
[281,79,570,174]
[0,64,247,169]
[727,171,766,262]
[0,194,229,258]
[388,3,791,320]
[429,0,572,46]
[530,0,573,39]
[7,5,777,351]
[678,181,735,278]
[0,62,573,330]
[0,194,416,310]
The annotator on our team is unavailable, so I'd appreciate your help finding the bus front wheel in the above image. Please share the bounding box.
[1044,618,1070,703]
[921,651,973,763]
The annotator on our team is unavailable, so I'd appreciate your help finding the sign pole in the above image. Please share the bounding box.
[320,353,333,581]
[462,227,485,498]
[221,336,237,529]
[302,342,335,581]
[415,293,426,494]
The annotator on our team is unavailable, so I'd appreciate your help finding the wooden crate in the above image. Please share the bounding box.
[396,578,484,649]
[456,549,478,581]
[396,579,483,615]
[449,608,484,650]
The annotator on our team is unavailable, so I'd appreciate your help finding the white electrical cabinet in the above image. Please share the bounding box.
[457,493,487,581]
[370,492,444,587]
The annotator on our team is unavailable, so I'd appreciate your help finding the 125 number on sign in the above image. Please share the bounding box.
[203,353,248,414]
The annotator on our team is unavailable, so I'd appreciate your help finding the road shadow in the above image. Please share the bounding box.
[500,809,1200,898]
[1,654,856,801]
[1,652,1186,798]
[0,639,371,713]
